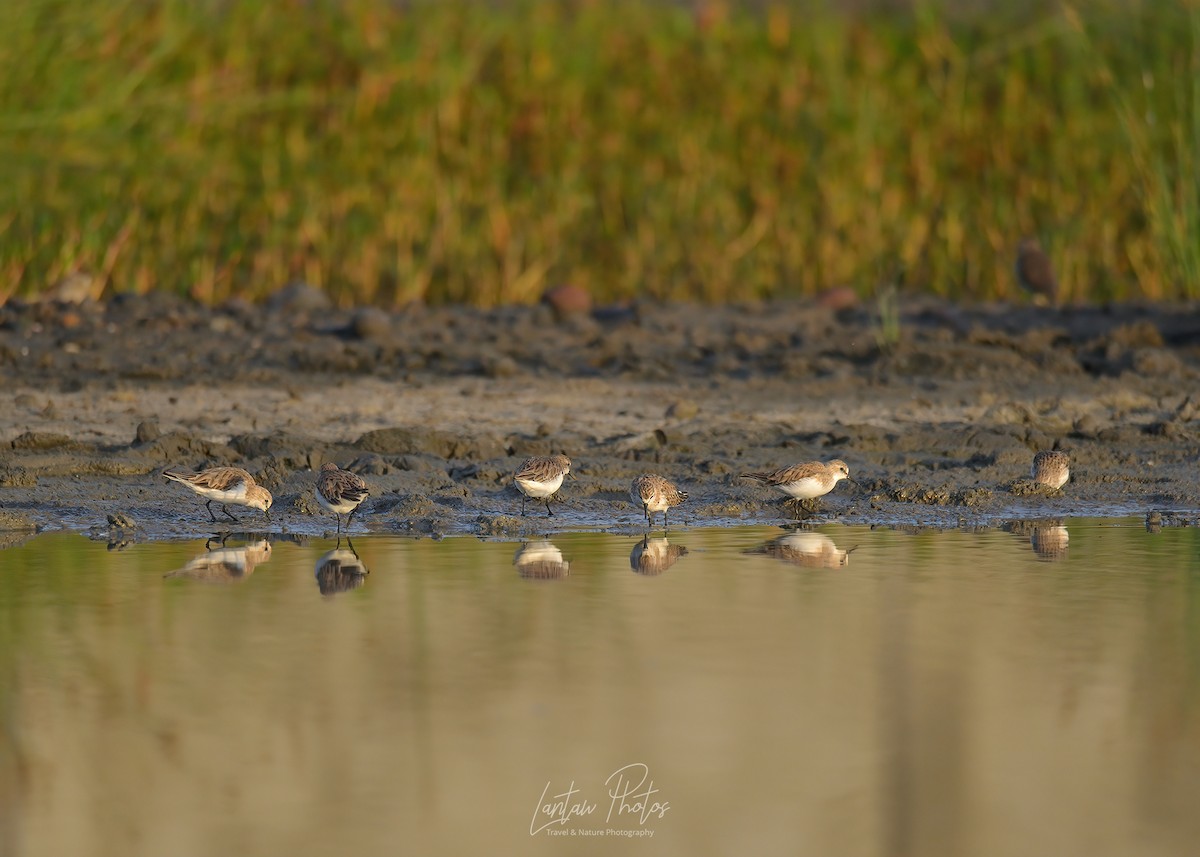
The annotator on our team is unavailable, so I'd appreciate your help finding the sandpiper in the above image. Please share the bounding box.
[315,462,369,533]
[513,454,571,517]
[740,459,852,509]
[1015,238,1058,304]
[630,473,688,527]
[1031,450,1070,489]
[163,466,272,523]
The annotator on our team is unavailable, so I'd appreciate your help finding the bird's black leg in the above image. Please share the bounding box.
[222,505,240,522]
[545,499,554,517]
[521,495,527,517]
[336,513,343,535]
[205,499,219,523]
[643,504,650,526]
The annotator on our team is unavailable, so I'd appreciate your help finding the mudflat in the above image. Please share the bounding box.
[1,291,1198,542]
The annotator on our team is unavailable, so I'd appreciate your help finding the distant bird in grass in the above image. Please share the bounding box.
[630,473,688,528]
[1015,238,1059,305]
[163,466,272,523]
[513,454,572,517]
[315,462,369,533]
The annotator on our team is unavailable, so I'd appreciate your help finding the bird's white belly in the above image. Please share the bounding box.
[191,483,249,504]
[317,492,360,515]
[516,474,564,499]
[778,477,827,499]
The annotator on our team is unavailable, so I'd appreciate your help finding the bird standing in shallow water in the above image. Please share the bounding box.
[513,454,571,517]
[163,466,272,523]
[630,473,688,528]
[315,462,369,533]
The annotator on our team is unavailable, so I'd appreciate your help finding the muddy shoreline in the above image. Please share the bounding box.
[2,291,1199,544]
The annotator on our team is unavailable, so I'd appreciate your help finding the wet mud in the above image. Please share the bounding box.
[2,290,1200,543]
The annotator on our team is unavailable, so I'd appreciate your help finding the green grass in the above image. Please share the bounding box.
[0,0,1198,306]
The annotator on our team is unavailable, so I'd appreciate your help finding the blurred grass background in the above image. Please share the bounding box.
[0,0,1197,306]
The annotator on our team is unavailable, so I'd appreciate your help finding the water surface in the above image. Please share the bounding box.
[2,520,1198,857]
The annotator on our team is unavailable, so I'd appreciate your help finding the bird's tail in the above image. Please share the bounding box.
[162,469,188,484]
[739,473,769,483]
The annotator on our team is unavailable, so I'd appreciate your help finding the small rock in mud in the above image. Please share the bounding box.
[351,307,392,341]
[107,512,136,530]
[357,427,454,457]
[954,487,994,507]
[475,514,525,536]
[0,467,37,487]
[666,399,699,420]
[11,431,74,451]
[347,453,390,476]
[0,509,37,532]
[290,492,321,516]
[134,420,161,445]
[268,282,331,315]
[889,484,952,505]
[1008,479,1062,497]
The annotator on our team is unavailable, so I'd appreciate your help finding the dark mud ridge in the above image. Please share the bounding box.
[1,289,1199,543]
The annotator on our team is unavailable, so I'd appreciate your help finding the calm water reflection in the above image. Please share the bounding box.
[2,520,1199,857]
[747,530,853,568]
[163,537,274,584]
[513,540,571,580]
[629,536,689,576]
[314,539,370,596]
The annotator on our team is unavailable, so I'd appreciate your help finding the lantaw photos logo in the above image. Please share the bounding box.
[529,763,671,839]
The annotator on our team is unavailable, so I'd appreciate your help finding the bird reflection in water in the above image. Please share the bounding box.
[513,540,570,580]
[163,536,273,583]
[315,539,369,595]
[746,531,852,569]
[629,536,689,576]
[1003,519,1069,562]
[1029,524,1069,561]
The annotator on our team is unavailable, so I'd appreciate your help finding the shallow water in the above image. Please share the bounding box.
[2,520,1198,857]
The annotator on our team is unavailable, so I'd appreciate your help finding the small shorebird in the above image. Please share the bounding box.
[163,466,272,523]
[1015,238,1058,305]
[740,459,852,510]
[513,454,571,517]
[629,536,689,575]
[630,473,688,527]
[1031,450,1070,489]
[315,462,369,533]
